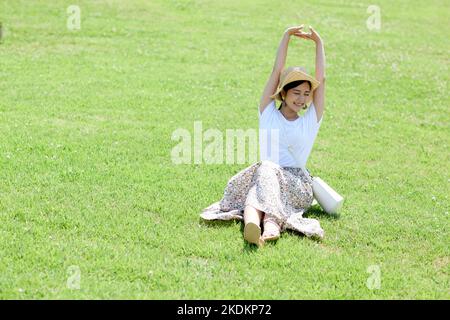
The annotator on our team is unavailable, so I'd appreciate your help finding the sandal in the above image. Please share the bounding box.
[262,217,281,241]
[244,222,264,247]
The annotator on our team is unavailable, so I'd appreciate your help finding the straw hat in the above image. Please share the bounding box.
[270,66,320,102]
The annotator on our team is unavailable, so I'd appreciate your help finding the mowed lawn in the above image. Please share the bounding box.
[0,0,448,299]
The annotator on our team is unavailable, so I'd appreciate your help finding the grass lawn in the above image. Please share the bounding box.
[0,0,448,299]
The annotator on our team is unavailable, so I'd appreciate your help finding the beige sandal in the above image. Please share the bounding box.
[262,217,281,241]
[244,222,264,247]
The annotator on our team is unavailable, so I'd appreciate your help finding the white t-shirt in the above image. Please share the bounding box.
[258,100,323,168]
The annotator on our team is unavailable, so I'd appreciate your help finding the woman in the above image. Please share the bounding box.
[200,25,326,247]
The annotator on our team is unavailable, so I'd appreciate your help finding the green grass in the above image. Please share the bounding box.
[0,0,449,299]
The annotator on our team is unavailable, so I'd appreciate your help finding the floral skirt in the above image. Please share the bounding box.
[200,160,324,239]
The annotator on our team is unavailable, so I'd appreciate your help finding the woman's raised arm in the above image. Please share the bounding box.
[259,25,306,114]
[297,26,326,122]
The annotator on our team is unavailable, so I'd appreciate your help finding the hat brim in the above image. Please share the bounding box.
[270,71,320,101]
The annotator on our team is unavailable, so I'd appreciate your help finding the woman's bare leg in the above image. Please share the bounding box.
[243,205,265,246]
[262,214,281,241]
[244,205,264,226]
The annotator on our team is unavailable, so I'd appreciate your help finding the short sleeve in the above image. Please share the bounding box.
[301,102,323,136]
[258,100,276,121]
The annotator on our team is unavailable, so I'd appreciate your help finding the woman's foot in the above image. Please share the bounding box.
[262,216,281,241]
[244,222,265,247]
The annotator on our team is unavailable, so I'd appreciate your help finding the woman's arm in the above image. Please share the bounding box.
[259,25,305,114]
[312,37,326,122]
[297,26,326,122]
[313,34,326,122]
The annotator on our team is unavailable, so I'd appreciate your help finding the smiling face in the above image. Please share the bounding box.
[282,81,312,113]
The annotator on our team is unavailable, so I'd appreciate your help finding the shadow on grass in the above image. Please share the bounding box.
[199,218,264,252]
[198,218,238,229]
[283,229,323,243]
[303,205,341,221]
[198,204,339,250]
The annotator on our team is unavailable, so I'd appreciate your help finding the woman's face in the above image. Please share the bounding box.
[283,82,312,113]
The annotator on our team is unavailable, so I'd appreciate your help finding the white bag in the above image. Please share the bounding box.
[287,146,344,214]
[311,176,344,214]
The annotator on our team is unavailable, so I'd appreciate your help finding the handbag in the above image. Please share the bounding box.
[287,146,344,214]
[310,176,344,214]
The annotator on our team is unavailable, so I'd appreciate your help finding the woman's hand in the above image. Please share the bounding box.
[284,25,305,37]
[294,25,322,44]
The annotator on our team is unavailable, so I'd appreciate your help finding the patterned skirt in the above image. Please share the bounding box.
[200,160,324,239]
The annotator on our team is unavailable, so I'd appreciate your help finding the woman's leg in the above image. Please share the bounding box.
[262,214,281,241]
[243,205,265,246]
[244,205,264,226]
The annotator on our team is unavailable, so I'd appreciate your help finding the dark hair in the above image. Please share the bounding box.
[277,80,312,110]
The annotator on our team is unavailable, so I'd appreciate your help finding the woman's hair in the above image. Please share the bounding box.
[277,80,312,110]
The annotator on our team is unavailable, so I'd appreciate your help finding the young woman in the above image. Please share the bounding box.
[201,25,326,247]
